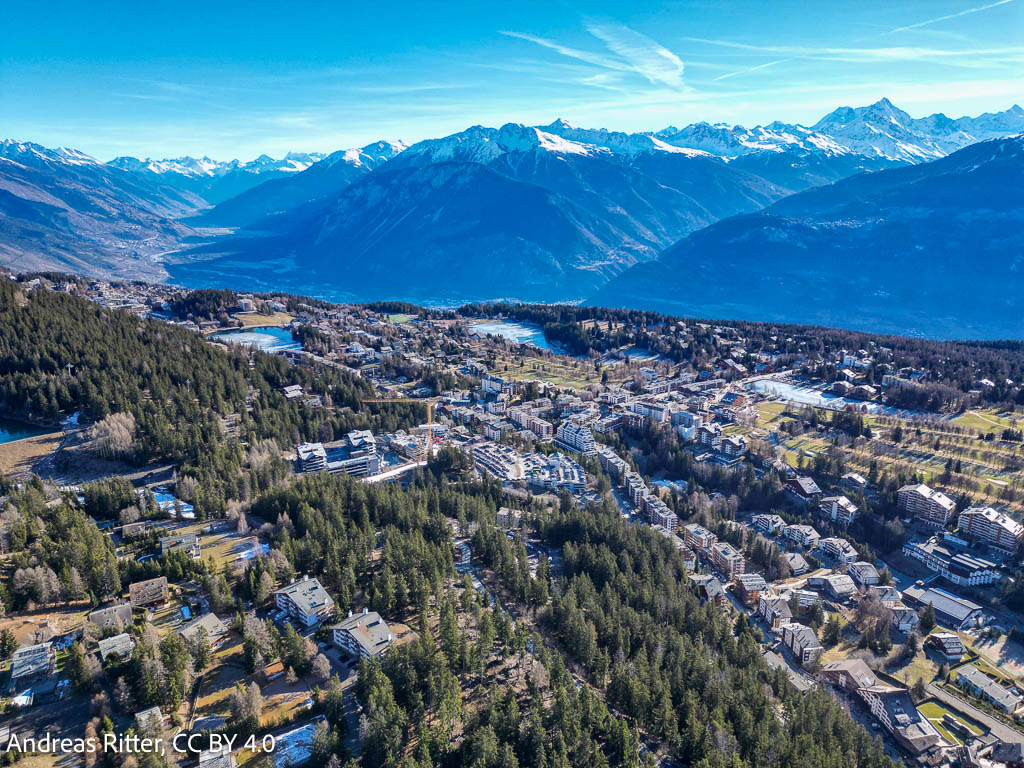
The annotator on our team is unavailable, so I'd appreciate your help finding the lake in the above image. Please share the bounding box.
[0,416,55,445]
[208,326,301,353]
[470,320,554,351]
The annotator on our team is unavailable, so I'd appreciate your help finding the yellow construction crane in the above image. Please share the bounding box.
[362,397,439,458]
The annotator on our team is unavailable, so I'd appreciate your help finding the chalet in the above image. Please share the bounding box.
[178,613,230,650]
[926,632,966,662]
[786,476,821,504]
[129,577,169,608]
[869,584,902,606]
[891,604,921,635]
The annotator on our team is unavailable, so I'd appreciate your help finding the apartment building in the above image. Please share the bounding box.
[781,623,823,667]
[332,609,394,659]
[785,524,820,549]
[897,483,956,527]
[711,541,745,581]
[555,421,596,456]
[957,506,1024,553]
[683,523,717,555]
[819,495,859,526]
[275,576,335,628]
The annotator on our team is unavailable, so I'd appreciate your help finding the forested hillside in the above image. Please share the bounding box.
[0,280,379,514]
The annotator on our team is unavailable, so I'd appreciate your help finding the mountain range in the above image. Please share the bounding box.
[1,98,1023,336]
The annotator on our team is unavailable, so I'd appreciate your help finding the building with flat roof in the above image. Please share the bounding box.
[554,421,596,456]
[683,523,717,555]
[711,541,745,581]
[88,602,133,630]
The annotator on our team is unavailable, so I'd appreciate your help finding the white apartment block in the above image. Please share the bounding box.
[897,483,955,527]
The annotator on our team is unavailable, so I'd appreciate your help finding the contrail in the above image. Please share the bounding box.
[881,0,1016,35]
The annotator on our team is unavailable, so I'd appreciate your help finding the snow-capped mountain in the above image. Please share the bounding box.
[108,151,325,178]
[0,140,201,280]
[195,139,408,228]
[0,139,101,170]
[652,99,1024,165]
[107,151,328,205]
[172,124,786,302]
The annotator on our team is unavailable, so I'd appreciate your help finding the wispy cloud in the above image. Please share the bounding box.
[686,37,1024,73]
[585,22,686,89]
[501,23,687,91]
[881,0,1016,35]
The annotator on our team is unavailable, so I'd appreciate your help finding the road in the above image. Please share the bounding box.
[363,460,426,483]
[927,683,1024,743]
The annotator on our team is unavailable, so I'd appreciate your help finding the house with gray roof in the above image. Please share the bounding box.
[97,633,136,661]
[178,613,230,649]
[88,602,133,631]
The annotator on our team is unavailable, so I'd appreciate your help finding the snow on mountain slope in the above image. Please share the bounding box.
[195,140,409,228]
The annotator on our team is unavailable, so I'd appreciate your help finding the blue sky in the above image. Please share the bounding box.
[2,0,1022,160]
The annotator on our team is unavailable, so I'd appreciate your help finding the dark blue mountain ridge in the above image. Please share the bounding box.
[590,134,1024,340]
